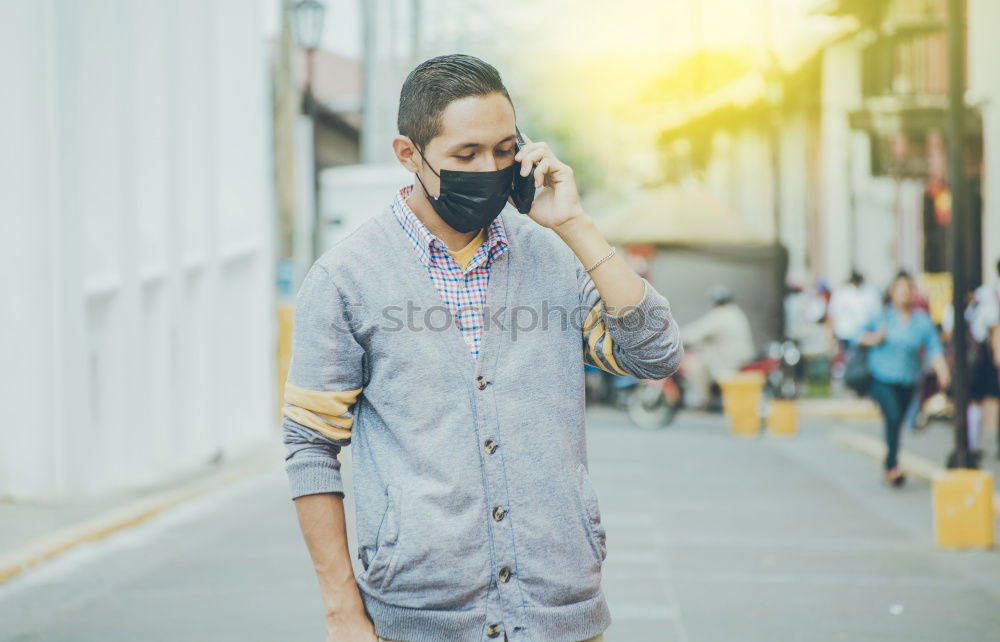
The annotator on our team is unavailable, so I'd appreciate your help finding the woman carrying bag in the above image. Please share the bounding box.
[858,271,951,487]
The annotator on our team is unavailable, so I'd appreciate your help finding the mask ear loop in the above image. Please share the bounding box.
[412,144,440,202]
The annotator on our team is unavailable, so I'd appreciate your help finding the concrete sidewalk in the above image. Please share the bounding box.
[0,439,282,585]
[829,411,1000,480]
[586,406,1000,641]
[2,408,999,641]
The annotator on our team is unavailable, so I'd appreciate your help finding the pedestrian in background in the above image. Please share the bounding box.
[680,284,755,409]
[828,269,881,353]
[977,260,1000,459]
[858,270,951,487]
[942,264,1000,462]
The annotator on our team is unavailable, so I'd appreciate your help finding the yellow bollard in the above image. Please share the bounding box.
[719,372,765,437]
[932,469,995,549]
[767,399,798,437]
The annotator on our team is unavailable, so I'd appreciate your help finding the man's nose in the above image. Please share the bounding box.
[477,154,511,172]
[477,157,499,172]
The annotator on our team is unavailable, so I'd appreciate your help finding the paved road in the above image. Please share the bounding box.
[2,408,998,641]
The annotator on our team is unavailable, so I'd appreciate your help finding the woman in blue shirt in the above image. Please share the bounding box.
[859,271,951,487]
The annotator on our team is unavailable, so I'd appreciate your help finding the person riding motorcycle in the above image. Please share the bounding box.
[680,285,756,409]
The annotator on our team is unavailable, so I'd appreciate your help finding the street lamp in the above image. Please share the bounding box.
[290,0,327,261]
[945,0,972,469]
[764,65,786,341]
[291,0,326,51]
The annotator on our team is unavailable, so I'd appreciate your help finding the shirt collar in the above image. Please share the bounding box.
[391,183,508,270]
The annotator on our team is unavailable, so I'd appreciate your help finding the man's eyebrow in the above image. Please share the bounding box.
[446,135,516,153]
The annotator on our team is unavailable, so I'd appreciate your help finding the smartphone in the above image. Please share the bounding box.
[510,127,536,214]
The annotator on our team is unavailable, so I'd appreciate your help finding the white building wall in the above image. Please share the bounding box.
[361,0,419,164]
[969,0,1000,280]
[732,129,776,240]
[704,130,734,206]
[778,114,812,285]
[698,127,777,244]
[850,149,899,291]
[0,0,275,501]
[819,39,863,285]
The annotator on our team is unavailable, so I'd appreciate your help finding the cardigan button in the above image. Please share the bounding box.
[475,375,488,390]
[498,566,511,583]
[492,505,506,521]
[486,623,503,638]
[484,439,497,455]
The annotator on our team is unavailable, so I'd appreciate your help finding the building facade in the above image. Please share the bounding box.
[660,0,998,302]
[0,0,276,500]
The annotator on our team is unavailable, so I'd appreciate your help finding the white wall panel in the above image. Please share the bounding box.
[0,0,275,500]
[0,0,60,498]
[129,0,171,279]
[77,0,126,290]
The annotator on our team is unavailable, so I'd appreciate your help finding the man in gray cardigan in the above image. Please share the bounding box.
[282,54,683,642]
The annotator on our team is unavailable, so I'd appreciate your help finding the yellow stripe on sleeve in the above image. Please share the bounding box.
[598,324,628,375]
[583,303,629,376]
[282,383,363,442]
[284,383,362,419]
[282,405,354,441]
[582,302,602,335]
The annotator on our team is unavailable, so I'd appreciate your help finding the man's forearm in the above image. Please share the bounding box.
[293,493,366,617]
[553,214,644,316]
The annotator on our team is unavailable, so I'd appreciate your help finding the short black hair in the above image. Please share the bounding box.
[397,54,514,151]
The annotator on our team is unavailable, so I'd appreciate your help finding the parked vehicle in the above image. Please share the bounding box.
[765,339,804,400]
[584,363,639,409]
[624,339,804,430]
[625,367,685,429]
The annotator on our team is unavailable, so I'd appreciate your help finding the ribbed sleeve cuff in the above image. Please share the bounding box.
[285,452,345,500]
[601,277,674,349]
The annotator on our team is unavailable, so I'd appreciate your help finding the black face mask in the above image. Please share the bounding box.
[413,147,514,233]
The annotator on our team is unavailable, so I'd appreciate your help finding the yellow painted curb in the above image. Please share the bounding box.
[797,399,881,422]
[829,429,1000,516]
[0,447,282,585]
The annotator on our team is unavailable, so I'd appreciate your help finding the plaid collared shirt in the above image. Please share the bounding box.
[391,183,509,361]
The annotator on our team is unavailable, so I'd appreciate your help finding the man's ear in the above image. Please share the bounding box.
[392,135,421,173]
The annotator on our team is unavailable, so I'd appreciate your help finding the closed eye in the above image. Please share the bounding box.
[454,148,514,162]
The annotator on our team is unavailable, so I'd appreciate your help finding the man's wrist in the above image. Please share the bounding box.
[551,210,593,242]
[323,586,364,618]
[320,567,364,614]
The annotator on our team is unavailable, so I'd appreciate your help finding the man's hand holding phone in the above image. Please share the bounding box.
[511,132,585,231]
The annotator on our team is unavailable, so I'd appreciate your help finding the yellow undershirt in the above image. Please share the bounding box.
[446,228,487,270]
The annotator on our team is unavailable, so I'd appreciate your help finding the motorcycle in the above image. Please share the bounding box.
[764,339,804,400]
[624,339,804,430]
[584,363,639,409]
[625,367,685,429]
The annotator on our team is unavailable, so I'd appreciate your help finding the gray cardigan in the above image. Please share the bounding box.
[282,200,683,642]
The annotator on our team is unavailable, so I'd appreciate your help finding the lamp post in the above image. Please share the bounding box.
[945,0,971,469]
[765,66,784,244]
[764,61,786,342]
[290,0,327,262]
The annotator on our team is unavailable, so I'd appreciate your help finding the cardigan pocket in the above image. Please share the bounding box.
[361,484,403,590]
[576,463,607,564]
